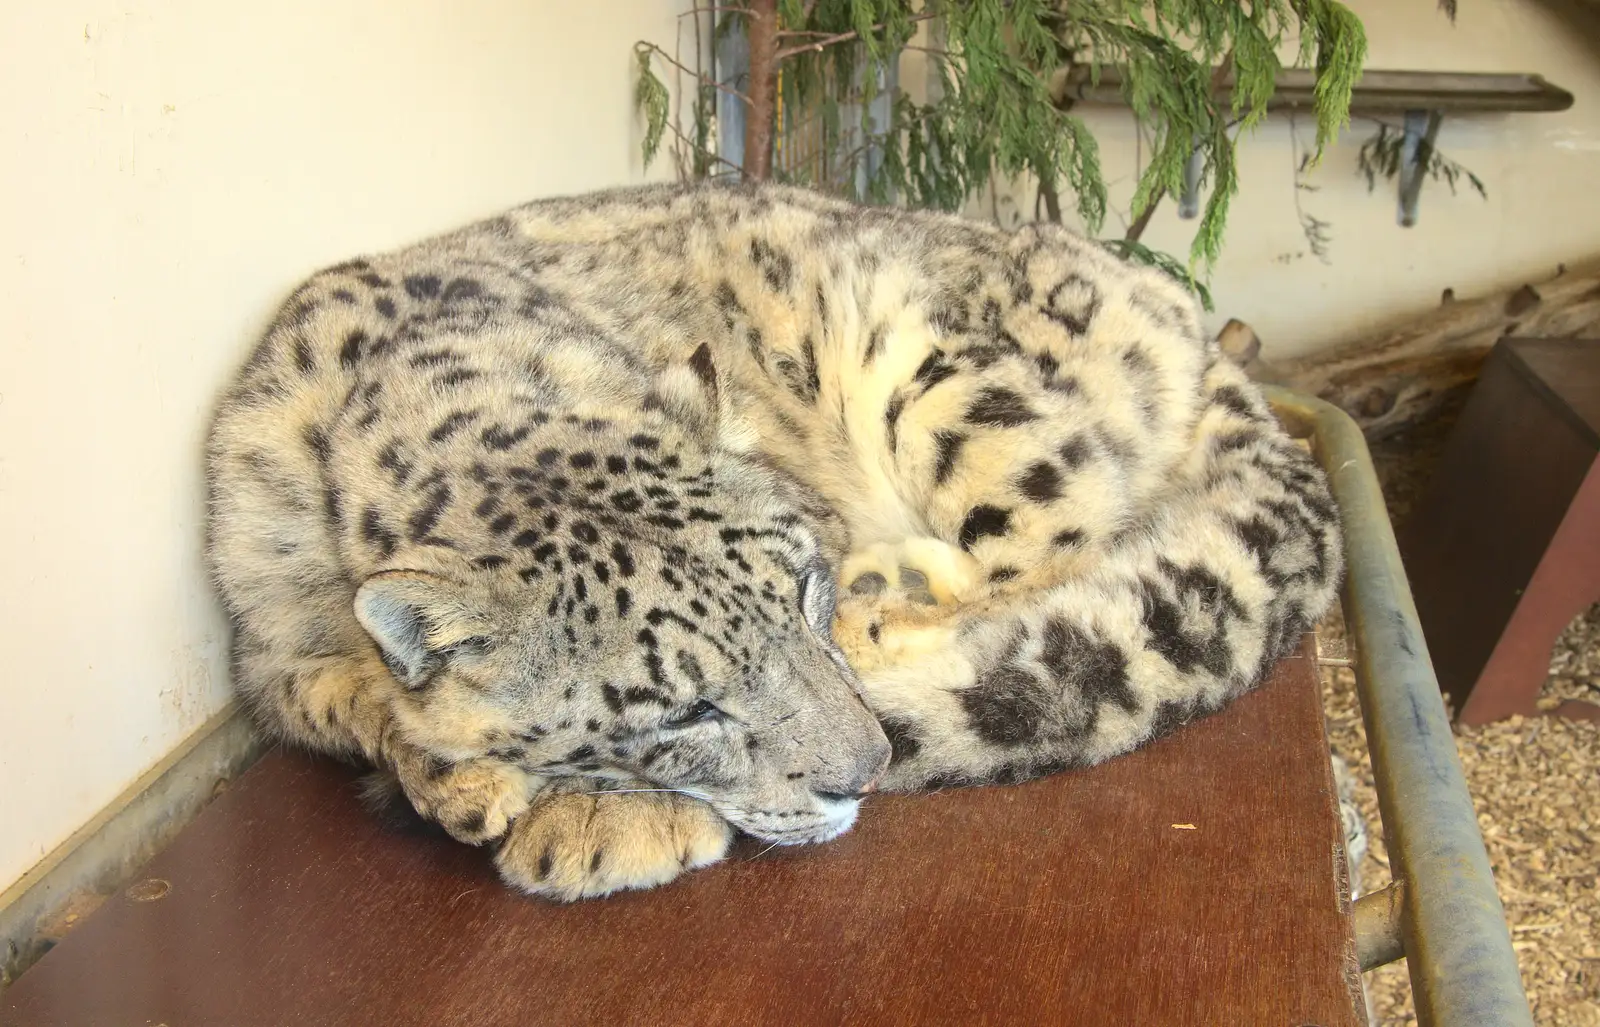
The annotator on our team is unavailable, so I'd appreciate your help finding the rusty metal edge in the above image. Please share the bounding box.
[1266,386,1532,1027]
[1354,881,1407,971]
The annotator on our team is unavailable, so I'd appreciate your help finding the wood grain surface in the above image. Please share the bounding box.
[2,642,1361,1027]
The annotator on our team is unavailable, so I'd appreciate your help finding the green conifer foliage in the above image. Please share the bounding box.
[635,1,1367,294]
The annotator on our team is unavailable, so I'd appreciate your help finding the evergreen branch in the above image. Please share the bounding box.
[633,0,1371,277]
[1058,113,1107,230]
[1116,47,1232,256]
[1122,49,1235,246]
[633,47,670,169]
[1295,0,1367,159]
[1191,121,1237,267]
[1223,20,1277,129]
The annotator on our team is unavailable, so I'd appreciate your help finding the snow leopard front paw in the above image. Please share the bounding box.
[832,537,976,673]
[840,537,981,607]
[494,785,733,902]
[390,744,534,846]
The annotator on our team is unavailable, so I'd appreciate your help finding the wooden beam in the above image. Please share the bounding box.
[1239,261,1600,439]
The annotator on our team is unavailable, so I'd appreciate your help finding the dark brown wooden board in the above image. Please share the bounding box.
[3,644,1361,1027]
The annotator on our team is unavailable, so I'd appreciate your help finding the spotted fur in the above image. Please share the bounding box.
[206,182,1342,900]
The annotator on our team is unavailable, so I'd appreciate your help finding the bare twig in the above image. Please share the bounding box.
[826,106,947,185]
[638,42,752,105]
[677,5,750,16]
[1123,191,1162,243]
[1038,181,1063,223]
[1289,112,1333,262]
[773,11,937,61]
[664,121,746,175]
[673,2,692,180]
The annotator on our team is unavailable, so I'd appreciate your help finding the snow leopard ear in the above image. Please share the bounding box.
[355,571,495,691]
[648,343,721,439]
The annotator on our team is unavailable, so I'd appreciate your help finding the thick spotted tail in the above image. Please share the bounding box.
[846,361,1343,792]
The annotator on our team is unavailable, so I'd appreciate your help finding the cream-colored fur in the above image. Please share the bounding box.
[206,182,1341,901]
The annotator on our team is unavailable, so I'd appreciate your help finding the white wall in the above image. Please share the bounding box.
[1005,0,1600,359]
[0,0,681,891]
[3,0,1597,894]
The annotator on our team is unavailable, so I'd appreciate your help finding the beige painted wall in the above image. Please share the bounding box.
[0,0,681,891]
[991,0,1600,359]
[2,0,1596,893]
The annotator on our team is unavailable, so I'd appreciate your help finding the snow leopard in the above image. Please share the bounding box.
[205,181,1342,901]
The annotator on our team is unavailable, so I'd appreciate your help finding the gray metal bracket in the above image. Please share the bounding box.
[1177,108,1446,227]
[1178,145,1204,219]
[1397,108,1445,227]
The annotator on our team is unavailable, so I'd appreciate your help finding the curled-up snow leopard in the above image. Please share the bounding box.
[206,182,1342,901]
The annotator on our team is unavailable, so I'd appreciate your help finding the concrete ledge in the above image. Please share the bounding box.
[0,703,266,988]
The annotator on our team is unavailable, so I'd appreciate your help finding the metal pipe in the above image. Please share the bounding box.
[1354,882,1406,971]
[1266,387,1532,1027]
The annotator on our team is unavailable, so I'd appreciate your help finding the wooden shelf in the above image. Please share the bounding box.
[1054,66,1574,115]
[1051,66,1573,227]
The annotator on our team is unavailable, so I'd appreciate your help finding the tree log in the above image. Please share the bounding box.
[1248,259,1600,439]
[1216,318,1293,386]
[1216,318,1261,365]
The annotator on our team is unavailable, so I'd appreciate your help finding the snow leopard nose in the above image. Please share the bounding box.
[814,739,891,801]
[860,737,892,792]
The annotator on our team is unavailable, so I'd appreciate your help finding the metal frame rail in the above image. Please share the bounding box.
[1267,387,1533,1026]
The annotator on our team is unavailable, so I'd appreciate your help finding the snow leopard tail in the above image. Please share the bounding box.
[860,358,1343,792]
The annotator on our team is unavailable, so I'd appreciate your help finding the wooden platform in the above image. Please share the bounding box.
[1,644,1362,1027]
